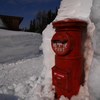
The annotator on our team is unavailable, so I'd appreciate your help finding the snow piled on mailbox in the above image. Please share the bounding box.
[55,0,93,21]
[39,0,94,100]
[88,0,100,100]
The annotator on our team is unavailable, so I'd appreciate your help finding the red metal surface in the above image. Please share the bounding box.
[51,19,87,99]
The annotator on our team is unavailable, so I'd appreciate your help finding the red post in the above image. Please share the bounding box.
[51,19,87,99]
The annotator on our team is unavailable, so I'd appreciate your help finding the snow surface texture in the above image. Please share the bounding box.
[26,24,56,100]
[0,29,44,100]
[88,0,100,100]
[0,29,42,63]
[55,0,93,21]
[0,55,44,100]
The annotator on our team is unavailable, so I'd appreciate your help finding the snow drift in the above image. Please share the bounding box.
[0,29,42,63]
[88,0,100,100]
[0,29,44,100]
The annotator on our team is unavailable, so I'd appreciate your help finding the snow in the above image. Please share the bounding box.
[55,0,93,21]
[0,55,43,100]
[88,0,100,100]
[27,23,56,100]
[0,29,42,63]
[0,29,44,100]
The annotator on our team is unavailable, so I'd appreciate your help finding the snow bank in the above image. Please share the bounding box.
[38,0,94,100]
[0,54,44,100]
[55,0,93,21]
[0,29,44,100]
[25,24,56,100]
[88,0,100,100]
[0,29,42,63]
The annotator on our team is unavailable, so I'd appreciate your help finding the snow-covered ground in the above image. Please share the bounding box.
[0,29,44,100]
[0,29,42,64]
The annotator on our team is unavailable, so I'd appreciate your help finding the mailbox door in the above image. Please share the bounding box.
[52,67,72,91]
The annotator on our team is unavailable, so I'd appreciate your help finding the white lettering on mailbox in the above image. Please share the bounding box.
[54,72,64,78]
[53,42,67,53]
[57,43,62,47]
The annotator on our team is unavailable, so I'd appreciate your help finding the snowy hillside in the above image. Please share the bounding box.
[0,29,42,63]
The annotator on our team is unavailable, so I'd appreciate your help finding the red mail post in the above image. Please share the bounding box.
[51,19,87,99]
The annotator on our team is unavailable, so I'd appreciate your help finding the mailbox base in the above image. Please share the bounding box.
[55,87,79,100]
[52,67,80,99]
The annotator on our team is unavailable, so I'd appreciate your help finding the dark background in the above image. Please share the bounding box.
[0,0,61,31]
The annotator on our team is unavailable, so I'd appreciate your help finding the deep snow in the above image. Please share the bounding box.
[0,29,44,100]
[88,0,100,100]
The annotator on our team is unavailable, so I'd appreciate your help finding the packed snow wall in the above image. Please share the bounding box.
[41,0,94,100]
[88,0,100,100]
[42,0,93,80]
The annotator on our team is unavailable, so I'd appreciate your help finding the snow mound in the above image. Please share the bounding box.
[38,0,94,100]
[25,23,56,100]
[55,0,93,21]
[0,29,44,100]
[88,0,100,100]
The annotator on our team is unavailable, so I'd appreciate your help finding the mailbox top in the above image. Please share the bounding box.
[52,18,87,31]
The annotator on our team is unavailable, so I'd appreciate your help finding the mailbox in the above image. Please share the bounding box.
[51,19,87,99]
